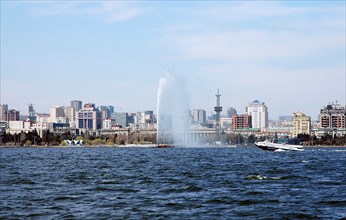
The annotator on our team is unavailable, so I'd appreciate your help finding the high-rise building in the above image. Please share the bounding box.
[8,110,20,121]
[320,103,346,129]
[226,107,237,118]
[1,105,20,122]
[292,112,311,137]
[192,109,206,125]
[232,114,252,130]
[108,106,114,115]
[50,106,66,123]
[246,100,268,129]
[70,100,82,112]
[99,106,115,120]
[0,104,8,121]
[76,103,102,130]
[100,106,110,120]
[112,112,128,128]
[25,104,35,116]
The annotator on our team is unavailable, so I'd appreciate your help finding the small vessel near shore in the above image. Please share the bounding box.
[157,144,174,148]
[255,140,303,151]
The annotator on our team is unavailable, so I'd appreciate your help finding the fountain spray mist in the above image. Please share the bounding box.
[157,72,190,145]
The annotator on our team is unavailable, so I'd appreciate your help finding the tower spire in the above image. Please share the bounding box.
[214,89,222,141]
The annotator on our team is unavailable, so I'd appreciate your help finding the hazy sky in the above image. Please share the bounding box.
[1,1,345,120]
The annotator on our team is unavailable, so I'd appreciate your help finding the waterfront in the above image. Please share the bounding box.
[1,146,345,219]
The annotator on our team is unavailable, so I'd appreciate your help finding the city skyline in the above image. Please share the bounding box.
[1,1,345,120]
[2,99,343,123]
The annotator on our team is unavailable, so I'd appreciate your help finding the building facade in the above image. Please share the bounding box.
[192,109,206,125]
[292,112,311,137]
[246,100,268,130]
[103,118,113,130]
[25,104,35,116]
[111,112,128,128]
[0,104,20,122]
[100,106,115,120]
[320,103,346,129]
[50,106,65,123]
[50,106,75,124]
[232,114,252,130]
[226,107,237,118]
[70,100,82,112]
[76,103,102,130]
[7,120,32,134]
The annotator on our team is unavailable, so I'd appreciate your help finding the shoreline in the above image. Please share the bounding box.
[1,144,345,148]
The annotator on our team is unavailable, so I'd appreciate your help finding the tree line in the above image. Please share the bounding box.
[0,130,345,146]
[0,130,157,146]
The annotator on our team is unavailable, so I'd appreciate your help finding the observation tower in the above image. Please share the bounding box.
[214,89,222,140]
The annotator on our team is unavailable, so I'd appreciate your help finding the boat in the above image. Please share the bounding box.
[157,144,174,148]
[255,140,303,151]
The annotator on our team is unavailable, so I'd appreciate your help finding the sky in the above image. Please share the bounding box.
[1,1,345,120]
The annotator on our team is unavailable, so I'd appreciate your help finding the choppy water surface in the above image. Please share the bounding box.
[1,146,345,219]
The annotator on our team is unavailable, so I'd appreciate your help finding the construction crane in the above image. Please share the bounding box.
[25,103,36,116]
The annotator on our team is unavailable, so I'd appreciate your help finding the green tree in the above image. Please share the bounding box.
[92,138,105,146]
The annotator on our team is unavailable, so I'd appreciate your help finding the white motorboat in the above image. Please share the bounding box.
[255,140,304,151]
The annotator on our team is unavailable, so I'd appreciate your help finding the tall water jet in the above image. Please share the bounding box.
[157,72,190,146]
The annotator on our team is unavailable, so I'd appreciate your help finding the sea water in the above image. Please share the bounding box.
[1,147,345,219]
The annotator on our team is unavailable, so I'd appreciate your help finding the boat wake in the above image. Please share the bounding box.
[245,175,282,180]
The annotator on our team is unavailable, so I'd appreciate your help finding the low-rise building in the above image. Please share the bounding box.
[232,114,252,131]
[7,120,32,134]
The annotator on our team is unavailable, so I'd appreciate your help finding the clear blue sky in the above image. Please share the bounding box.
[1,1,345,120]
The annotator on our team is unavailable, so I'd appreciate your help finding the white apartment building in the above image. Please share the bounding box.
[246,100,268,130]
[7,120,32,134]
[103,118,112,130]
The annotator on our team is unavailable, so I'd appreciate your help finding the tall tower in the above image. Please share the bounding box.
[214,89,222,139]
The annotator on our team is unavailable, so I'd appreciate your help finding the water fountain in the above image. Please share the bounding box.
[157,72,190,146]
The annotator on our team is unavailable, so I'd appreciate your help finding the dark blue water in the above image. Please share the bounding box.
[1,146,345,219]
